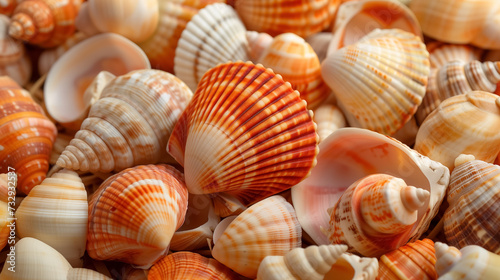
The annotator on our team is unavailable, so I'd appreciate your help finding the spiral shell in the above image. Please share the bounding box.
[0,14,31,86]
[426,42,483,70]
[86,164,188,268]
[56,69,192,174]
[313,103,346,142]
[0,0,19,15]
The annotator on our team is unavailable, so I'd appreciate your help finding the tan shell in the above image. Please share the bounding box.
[0,14,31,86]
[246,30,273,63]
[0,174,10,251]
[426,42,483,70]
[313,103,346,142]
[38,32,88,75]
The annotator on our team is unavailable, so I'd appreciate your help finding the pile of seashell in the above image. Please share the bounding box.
[1,0,500,279]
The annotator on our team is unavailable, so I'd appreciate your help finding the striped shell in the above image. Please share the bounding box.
[16,169,88,267]
[426,42,483,70]
[0,76,57,194]
[321,28,430,136]
[56,69,192,174]
[9,0,82,48]
[256,32,330,110]
[0,14,31,86]
[0,174,10,251]
[443,155,500,253]
[377,239,437,280]
[148,252,240,280]
[86,164,188,268]
[174,3,249,91]
[0,0,19,15]
[212,195,301,279]
[414,91,500,171]
[231,0,340,38]
[167,61,319,205]
[313,103,346,142]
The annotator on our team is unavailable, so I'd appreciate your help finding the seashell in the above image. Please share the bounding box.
[442,155,500,253]
[325,173,430,257]
[0,14,31,86]
[73,2,100,37]
[173,3,249,91]
[8,0,83,48]
[409,0,500,49]
[0,76,57,194]
[83,0,159,44]
[313,103,346,142]
[0,0,19,15]
[414,91,500,171]
[44,33,151,131]
[170,194,220,251]
[256,32,330,110]
[121,265,148,280]
[326,253,379,280]
[426,42,483,70]
[415,60,500,125]
[86,164,188,268]
[321,28,430,136]
[167,61,319,205]
[0,174,11,251]
[211,192,247,218]
[16,169,87,267]
[56,69,192,173]
[256,244,348,280]
[38,31,88,76]
[148,252,240,280]
[434,242,500,280]
[246,30,273,63]
[138,0,223,73]
[305,32,333,63]
[67,268,113,280]
[212,195,302,278]
[292,128,449,246]
[231,0,340,38]
[377,238,437,280]
[327,0,423,55]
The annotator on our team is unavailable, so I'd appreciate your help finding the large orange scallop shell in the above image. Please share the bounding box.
[167,61,319,205]
[0,76,57,194]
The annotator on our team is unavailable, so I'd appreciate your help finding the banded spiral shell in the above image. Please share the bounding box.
[0,14,31,86]
[56,69,192,174]
[426,42,483,70]
[167,61,319,205]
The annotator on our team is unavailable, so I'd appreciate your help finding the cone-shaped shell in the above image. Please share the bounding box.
[415,91,500,171]
[86,164,188,268]
[0,14,31,86]
[56,69,192,173]
[321,28,430,136]
[231,0,340,38]
[256,32,330,110]
[16,169,88,267]
[256,244,348,280]
[0,76,57,194]
[0,174,11,251]
[148,252,240,280]
[434,242,500,280]
[8,0,82,48]
[0,0,18,16]
[377,239,437,280]
[167,61,319,205]
[212,195,302,278]
[174,3,249,92]
[443,155,500,253]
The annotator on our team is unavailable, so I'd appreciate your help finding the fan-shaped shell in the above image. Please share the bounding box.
[56,69,192,174]
[377,238,437,280]
[174,3,249,91]
[0,76,57,194]
[426,42,483,70]
[148,252,240,280]
[16,169,87,267]
[167,61,319,205]
[44,33,151,131]
[321,28,430,136]
[8,0,82,48]
[414,91,500,171]
[313,103,346,142]
[86,164,188,268]
[38,32,88,76]
[231,0,340,38]
[256,244,348,280]
[256,32,330,110]
[212,195,302,279]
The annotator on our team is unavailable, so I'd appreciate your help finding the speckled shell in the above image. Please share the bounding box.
[231,0,340,38]
[148,252,240,280]
[56,69,192,174]
[313,103,346,142]
[377,239,437,280]
[0,174,10,251]
[9,0,83,48]
[426,42,483,70]
[38,32,88,75]
[167,61,319,205]
[321,28,430,136]
[443,156,500,254]
[256,32,330,110]
[86,164,188,268]
[174,3,249,91]
[0,76,57,194]
[212,195,302,279]
[138,0,223,73]
[16,169,88,267]
[0,14,31,86]
[414,91,500,171]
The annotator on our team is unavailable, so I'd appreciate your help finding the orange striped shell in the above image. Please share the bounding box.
[167,61,319,205]
[0,76,57,194]
[0,0,19,15]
